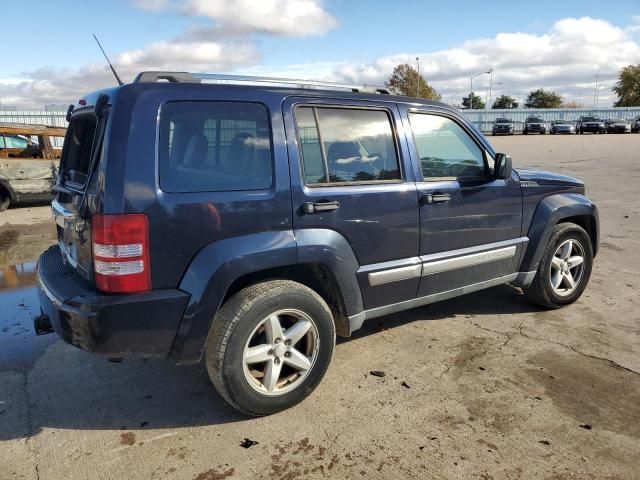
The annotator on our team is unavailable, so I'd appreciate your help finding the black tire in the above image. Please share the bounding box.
[0,190,10,212]
[523,130,528,135]
[205,280,335,416]
[524,222,593,309]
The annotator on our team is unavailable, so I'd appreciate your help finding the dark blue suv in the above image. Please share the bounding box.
[35,72,599,415]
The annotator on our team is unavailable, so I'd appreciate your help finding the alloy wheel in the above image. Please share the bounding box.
[549,239,586,297]
[242,309,320,396]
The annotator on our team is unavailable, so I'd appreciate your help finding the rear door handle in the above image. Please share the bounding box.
[302,201,340,214]
[422,193,451,205]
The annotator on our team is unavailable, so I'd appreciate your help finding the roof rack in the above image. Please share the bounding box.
[133,71,390,94]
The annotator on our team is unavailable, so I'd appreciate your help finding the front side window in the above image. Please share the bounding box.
[295,106,401,185]
[409,113,486,180]
[159,102,272,192]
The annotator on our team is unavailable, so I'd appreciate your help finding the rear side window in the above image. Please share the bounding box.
[158,102,272,192]
[409,113,486,180]
[294,106,401,185]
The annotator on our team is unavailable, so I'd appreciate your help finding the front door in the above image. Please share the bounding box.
[400,107,524,298]
[283,97,420,310]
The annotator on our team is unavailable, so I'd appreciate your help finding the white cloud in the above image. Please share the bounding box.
[331,17,640,106]
[132,0,337,37]
[0,41,258,108]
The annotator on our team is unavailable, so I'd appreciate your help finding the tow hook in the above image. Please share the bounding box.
[33,313,53,335]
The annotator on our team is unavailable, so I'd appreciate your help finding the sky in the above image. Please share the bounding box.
[1,0,639,108]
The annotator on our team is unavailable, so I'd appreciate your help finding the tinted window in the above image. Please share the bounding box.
[159,102,272,192]
[409,113,486,180]
[295,106,401,184]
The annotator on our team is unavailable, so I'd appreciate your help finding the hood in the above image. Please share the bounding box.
[515,168,584,187]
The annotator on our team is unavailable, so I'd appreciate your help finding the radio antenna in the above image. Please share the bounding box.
[93,34,123,86]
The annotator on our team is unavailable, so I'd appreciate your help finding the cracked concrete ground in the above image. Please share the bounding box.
[0,134,638,479]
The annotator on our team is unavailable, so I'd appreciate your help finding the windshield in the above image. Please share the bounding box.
[582,117,599,122]
[609,118,626,122]
[526,117,543,123]
[495,118,511,123]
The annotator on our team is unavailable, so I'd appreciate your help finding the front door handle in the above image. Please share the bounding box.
[422,193,451,205]
[302,201,340,214]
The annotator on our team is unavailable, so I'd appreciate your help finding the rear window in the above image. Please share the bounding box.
[61,113,98,186]
[158,102,272,192]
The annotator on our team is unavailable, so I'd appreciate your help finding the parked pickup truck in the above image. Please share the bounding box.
[0,124,65,211]
[35,72,599,415]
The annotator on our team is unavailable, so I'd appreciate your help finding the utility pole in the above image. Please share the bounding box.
[416,57,420,98]
[594,74,599,108]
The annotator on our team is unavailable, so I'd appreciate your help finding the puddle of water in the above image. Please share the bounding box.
[0,223,58,372]
[0,262,36,291]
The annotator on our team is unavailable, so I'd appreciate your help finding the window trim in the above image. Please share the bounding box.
[156,100,275,193]
[408,110,492,183]
[293,104,405,188]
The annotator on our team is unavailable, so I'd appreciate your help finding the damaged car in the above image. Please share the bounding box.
[0,124,65,211]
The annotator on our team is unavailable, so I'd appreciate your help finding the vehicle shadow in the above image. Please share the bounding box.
[343,283,543,343]
[0,284,542,441]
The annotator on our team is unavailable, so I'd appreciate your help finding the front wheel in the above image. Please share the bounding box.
[205,280,335,416]
[0,192,10,212]
[524,223,593,309]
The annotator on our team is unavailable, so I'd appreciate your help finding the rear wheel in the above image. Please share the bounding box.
[525,223,593,309]
[205,280,335,416]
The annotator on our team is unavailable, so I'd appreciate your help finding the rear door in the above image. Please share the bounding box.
[283,97,420,310]
[399,106,524,298]
[54,108,103,280]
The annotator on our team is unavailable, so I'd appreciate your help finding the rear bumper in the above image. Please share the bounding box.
[36,246,190,358]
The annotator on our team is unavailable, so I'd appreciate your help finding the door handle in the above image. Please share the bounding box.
[302,201,340,214]
[422,193,451,205]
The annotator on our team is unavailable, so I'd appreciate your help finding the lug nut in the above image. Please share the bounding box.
[284,352,291,358]
[274,358,280,365]
[268,349,274,355]
[275,338,281,344]
[285,340,291,346]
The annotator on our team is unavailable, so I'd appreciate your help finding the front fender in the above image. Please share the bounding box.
[520,193,599,272]
[170,230,297,363]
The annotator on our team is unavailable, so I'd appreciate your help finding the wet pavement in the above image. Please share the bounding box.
[0,135,639,480]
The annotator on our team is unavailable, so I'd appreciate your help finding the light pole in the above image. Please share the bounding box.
[416,57,420,98]
[470,70,490,109]
[594,74,599,108]
[486,68,494,110]
[488,80,502,109]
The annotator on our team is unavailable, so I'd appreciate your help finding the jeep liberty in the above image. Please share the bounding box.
[35,72,599,415]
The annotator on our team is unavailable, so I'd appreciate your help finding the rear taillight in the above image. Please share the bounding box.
[92,214,151,293]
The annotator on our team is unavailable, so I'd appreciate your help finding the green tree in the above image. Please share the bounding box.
[524,89,563,108]
[613,64,640,107]
[385,64,441,100]
[462,92,485,109]
[492,95,518,109]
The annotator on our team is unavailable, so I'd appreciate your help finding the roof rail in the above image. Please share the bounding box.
[133,71,390,94]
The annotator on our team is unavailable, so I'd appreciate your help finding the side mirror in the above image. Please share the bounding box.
[494,153,512,180]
